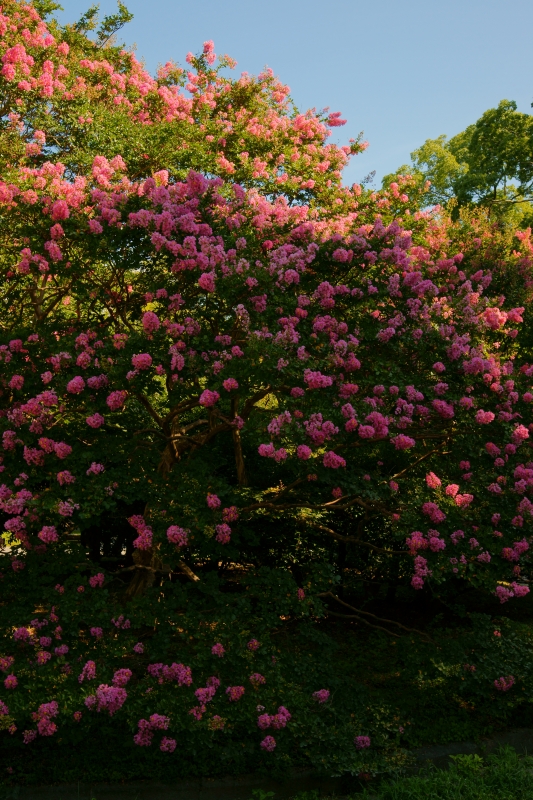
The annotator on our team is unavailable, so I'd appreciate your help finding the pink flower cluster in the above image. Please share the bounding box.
[147,662,193,686]
[131,353,152,370]
[84,684,127,716]
[257,706,291,729]
[425,472,441,489]
[323,451,346,469]
[258,442,288,462]
[86,413,105,428]
[206,492,221,509]
[112,669,132,687]
[494,675,515,692]
[31,701,59,737]
[166,525,189,546]
[134,714,172,747]
[208,521,231,546]
[391,434,416,450]
[222,506,239,522]
[411,555,430,590]
[111,615,131,629]
[142,311,160,334]
[304,370,334,389]
[13,627,31,642]
[495,583,530,603]
[78,660,96,683]
[260,735,277,751]
[38,525,58,544]
[501,538,529,562]
[0,656,15,672]
[190,676,221,719]
[199,389,220,407]
[106,390,127,410]
[128,514,153,550]
[355,735,371,749]
[421,502,446,524]
[226,685,245,702]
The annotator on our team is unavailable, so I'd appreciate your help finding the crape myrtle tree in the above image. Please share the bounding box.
[0,0,363,204]
[1,0,533,777]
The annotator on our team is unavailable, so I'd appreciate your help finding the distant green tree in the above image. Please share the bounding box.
[384,101,533,220]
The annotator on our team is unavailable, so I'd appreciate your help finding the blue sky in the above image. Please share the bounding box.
[58,0,533,187]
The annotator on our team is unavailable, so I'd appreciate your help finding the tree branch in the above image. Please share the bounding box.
[304,521,405,554]
[389,448,441,481]
[135,393,166,430]
[320,592,434,642]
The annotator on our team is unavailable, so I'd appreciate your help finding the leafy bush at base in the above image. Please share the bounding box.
[362,748,533,800]
[5,583,533,784]
[0,550,409,784]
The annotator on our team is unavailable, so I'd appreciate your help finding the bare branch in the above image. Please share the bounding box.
[135,393,166,430]
[304,522,405,555]
[133,427,169,441]
[389,448,441,481]
[320,592,434,642]
[326,609,401,637]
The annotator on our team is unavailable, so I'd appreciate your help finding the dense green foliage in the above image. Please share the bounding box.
[362,748,533,800]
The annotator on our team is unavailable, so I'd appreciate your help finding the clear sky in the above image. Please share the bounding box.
[58,0,533,188]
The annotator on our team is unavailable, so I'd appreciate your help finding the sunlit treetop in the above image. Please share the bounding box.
[0,0,373,211]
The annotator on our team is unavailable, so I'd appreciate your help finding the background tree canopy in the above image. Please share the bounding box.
[384,100,533,223]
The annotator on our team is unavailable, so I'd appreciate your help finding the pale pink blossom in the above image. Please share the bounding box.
[131,353,152,370]
[142,311,160,334]
[86,413,105,428]
[260,735,276,751]
[215,523,231,544]
[425,472,441,489]
[106,391,127,410]
[198,272,216,292]
[355,735,371,749]
[391,435,416,450]
[167,525,188,546]
[38,526,58,544]
[66,376,85,394]
[199,389,220,407]
[207,493,221,509]
[475,410,495,424]
[323,451,346,469]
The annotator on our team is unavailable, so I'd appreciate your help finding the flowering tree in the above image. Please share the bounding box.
[1,0,533,779]
[0,0,364,205]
